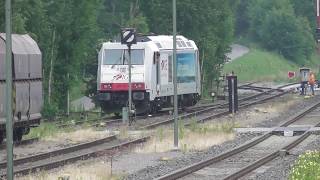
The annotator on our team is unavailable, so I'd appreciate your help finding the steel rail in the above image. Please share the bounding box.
[241,85,275,90]
[0,136,149,177]
[224,121,320,180]
[0,135,117,169]
[45,82,262,127]
[155,101,320,180]
[183,90,291,127]
[47,83,293,130]
[155,134,272,180]
[142,88,292,129]
[42,83,295,132]
[183,86,283,113]
[238,86,265,92]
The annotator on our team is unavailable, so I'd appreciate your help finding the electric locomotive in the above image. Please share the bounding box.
[97,35,201,114]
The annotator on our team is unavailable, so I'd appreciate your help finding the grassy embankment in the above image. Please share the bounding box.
[223,48,320,83]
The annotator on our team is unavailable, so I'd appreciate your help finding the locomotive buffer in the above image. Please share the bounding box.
[121,28,137,124]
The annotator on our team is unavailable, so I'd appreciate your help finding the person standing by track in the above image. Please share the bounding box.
[309,71,316,96]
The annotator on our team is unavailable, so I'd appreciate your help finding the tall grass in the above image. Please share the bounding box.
[26,122,62,139]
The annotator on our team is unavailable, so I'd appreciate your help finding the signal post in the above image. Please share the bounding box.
[121,28,137,124]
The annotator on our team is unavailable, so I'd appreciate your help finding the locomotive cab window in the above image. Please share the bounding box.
[123,49,144,65]
[103,49,123,65]
[103,49,144,65]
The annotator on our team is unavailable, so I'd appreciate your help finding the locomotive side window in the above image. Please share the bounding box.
[103,49,144,65]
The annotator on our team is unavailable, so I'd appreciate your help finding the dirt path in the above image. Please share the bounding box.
[226,44,250,62]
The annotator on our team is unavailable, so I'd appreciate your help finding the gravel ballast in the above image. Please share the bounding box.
[126,133,261,180]
[244,134,320,180]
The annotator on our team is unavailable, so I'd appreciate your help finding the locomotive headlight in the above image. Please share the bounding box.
[133,83,138,89]
[133,83,144,90]
[101,83,112,90]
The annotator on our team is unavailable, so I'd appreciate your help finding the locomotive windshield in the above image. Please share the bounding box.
[103,49,144,65]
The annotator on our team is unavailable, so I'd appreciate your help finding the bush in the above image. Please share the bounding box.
[289,150,320,180]
[41,102,58,120]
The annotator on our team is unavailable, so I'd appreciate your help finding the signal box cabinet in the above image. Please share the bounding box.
[300,68,310,82]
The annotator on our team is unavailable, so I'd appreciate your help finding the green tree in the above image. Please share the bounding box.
[0,0,236,112]
[234,0,251,36]
[98,0,149,38]
[45,0,102,110]
[290,0,317,31]
[141,0,234,93]
[248,0,315,63]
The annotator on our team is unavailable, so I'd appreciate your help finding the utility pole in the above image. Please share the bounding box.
[5,0,14,179]
[173,0,179,148]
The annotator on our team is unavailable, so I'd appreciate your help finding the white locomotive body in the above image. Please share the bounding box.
[97,35,201,114]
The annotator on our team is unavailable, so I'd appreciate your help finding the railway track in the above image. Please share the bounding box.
[140,84,295,129]
[155,99,320,180]
[0,135,149,177]
[0,83,298,178]
[49,82,262,129]
[0,83,294,157]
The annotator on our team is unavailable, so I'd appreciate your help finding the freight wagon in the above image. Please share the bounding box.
[97,35,201,114]
[0,34,43,142]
